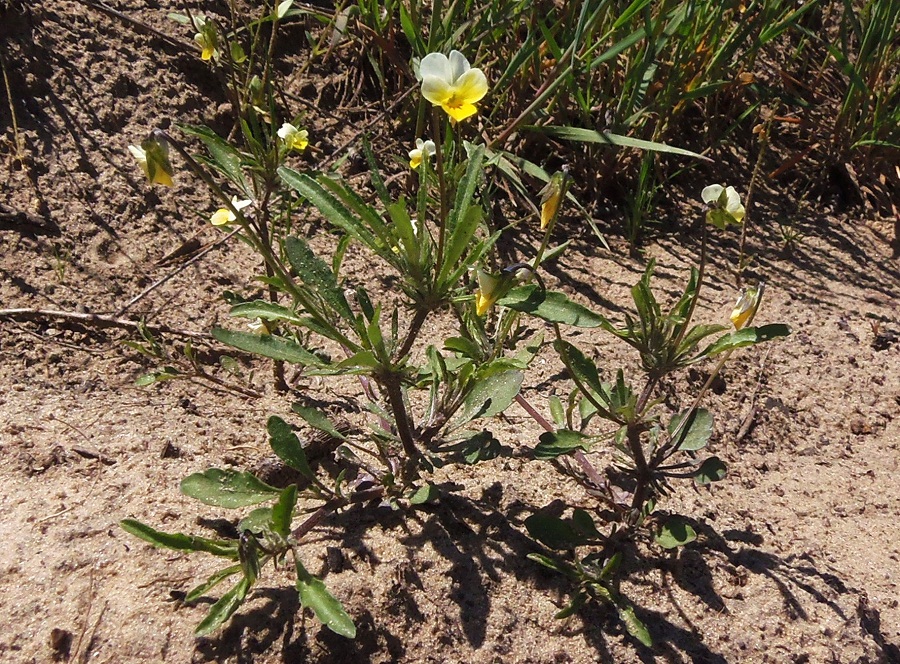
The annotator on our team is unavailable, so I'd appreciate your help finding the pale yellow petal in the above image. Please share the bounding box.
[210,208,233,226]
[422,77,453,106]
[454,69,488,104]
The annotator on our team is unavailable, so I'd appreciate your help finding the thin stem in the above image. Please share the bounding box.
[395,306,429,362]
[514,393,607,492]
[431,108,450,281]
[737,119,771,285]
[290,487,384,541]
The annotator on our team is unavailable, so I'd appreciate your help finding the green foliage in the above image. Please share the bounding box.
[120,0,808,653]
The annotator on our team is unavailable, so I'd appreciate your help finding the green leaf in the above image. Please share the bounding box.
[693,456,727,486]
[703,324,791,357]
[267,416,315,480]
[185,564,242,603]
[455,369,523,424]
[438,205,482,285]
[524,513,586,549]
[135,368,180,386]
[180,469,281,508]
[279,168,378,248]
[295,559,357,638]
[532,125,712,161]
[284,236,354,321]
[555,590,588,619]
[238,507,273,534]
[195,576,252,636]
[500,285,605,328]
[229,300,303,325]
[120,519,238,558]
[655,516,697,549]
[272,484,298,537]
[458,431,505,464]
[213,328,324,366]
[534,429,592,459]
[553,340,612,415]
[290,404,347,441]
[668,408,713,451]
[444,336,482,359]
[571,509,602,540]
[409,483,440,505]
[179,125,249,191]
[617,602,653,647]
[526,552,577,578]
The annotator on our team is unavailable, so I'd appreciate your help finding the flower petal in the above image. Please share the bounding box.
[422,77,453,106]
[443,101,478,122]
[701,184,723,204]
[419,53,451,83]
[448,50,470,82]
[210,208,233,226]
[454,68,488,104]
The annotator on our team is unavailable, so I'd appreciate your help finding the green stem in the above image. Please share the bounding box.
[380,373,421,480]
[672,220,708,351]
[431,108,450,284]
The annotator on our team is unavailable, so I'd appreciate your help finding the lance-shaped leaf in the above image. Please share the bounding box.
[285,236,354,322]
[290,404,348,441]
[179,124,249,191]
[500,285,605,328]
[272,484,298,537]
[120,519,238,558]
[702,324,791,357]
[185,564,242,603]
[295,558,357,638]
[195,576,252,636]
[213,328,324,366]
[181,469,281,508]
[278,168,379,248]
[617,602,653,647]
[229,300,304,325]
[531,125,711,161]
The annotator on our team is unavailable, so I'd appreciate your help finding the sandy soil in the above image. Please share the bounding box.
[2,1,900,663]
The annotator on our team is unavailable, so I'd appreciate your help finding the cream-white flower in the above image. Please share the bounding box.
[277,123,309,152]
[419,51,488,122]
[701,184,745,226]
[408,139,436,169]
[210,196,252,226]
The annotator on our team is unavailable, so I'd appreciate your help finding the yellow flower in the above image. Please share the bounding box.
[408,139,436,169]
[128,139,174,187]
[474,268,501,316]
[210,196,252,226]
[730,283,764,330]
[193,17,218,61]
[278,123,309,152]
[419,51,488,122]
[539,171,566,231]
[702,184,745,228]
[474,264,534,316]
